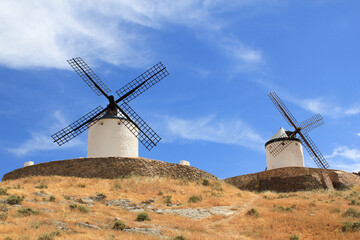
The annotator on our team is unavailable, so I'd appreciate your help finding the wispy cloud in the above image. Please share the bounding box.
[0,0,266,70]
[294,97,360,118]
[217,37,263,72]
[326,146,360,172]
[7,110,83,156]
[160,115,265,151]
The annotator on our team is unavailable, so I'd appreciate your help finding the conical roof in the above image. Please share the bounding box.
[269,127,287,141]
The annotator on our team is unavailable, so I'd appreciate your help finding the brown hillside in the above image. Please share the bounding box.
[1,176,360,239]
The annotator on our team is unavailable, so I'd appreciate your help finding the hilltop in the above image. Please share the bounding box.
[1,175,360,239]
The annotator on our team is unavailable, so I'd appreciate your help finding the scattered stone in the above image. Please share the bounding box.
[123,227,162,236]
[41,209,54,212]
[78,197,94,205]
[141,198,155,205]
[52,220,70,231]
[0,207,10,212]
[207,206,236,216]
[152,208,211,220]
[105,199,146,212]
[38,202,49,205]
[33,192,51,197]
[12,204,22,208]
[76,221,100,229]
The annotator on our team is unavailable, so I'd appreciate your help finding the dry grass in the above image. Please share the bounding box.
[0,176,359,239]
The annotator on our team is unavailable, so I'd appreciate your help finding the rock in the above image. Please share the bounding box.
[104,199,146,212]
[78,197,94,205]
[51,220,70,231]
[123,227,162,236]
[41,209,54,212]
[91,195,105,202]
[33,192,51,197]
[152,208,211,220]
[76,221,100,229]
[207,206,236,216]
[0,207,10,212]
[141,198,155,205]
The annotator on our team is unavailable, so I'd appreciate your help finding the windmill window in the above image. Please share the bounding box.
[100,122,104,125]
[118,122,121,125]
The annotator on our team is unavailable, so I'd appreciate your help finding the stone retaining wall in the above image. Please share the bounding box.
[2,157,218,181]
[224,167,360,192]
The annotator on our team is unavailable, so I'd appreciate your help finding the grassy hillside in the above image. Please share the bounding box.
[1,175,360,239]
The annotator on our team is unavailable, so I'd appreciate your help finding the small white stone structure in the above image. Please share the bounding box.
[179,160,190,166]
[24,161,34,167]
[87,116,138,158]
[265,127,304,170]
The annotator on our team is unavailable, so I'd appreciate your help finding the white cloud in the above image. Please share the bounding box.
[161,115,265,151]
[0,0,265,70]
[357,133,360,137]
[7,110,84,156]
[288,96,360,118]
[218,37,263,72]
[326,146,360,172]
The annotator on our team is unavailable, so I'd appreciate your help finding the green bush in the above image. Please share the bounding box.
[0,188,8,195]
[247,208,259,217]
[343,208,360,218]
[342,222,360,232]
[77,184,86,188]
[77,205,89,213]
[112,220,127,230]
[6,195,23,205]
[96,193,106,200]
[0,212,8,221]
[202,179,210,186]
[136,212,151,221]
[188,195,202,203]
[289,235,299,240]
[35,182,47,189]
[113,182,122,190]
[69,203,77,209]
[158,190,164,196]
[172,236,186,240]
[18,208,38,216]
[38,231,60,240]
[165,195,172,206]
[331,208,340,214]
[49,195,56,202]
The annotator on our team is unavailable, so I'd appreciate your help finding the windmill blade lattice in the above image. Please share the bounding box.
[118,102,161,150]
[268,92,298,127]
[51,106,106,146]
[267,133,292,156]
[68,57,111,96]
[298,114,324,135]
[299,132,330,169]
[116,62,169,103]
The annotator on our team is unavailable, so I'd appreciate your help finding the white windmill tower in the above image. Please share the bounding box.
[266,92,330,170]
[51,57,169,157]
[265,127,304,170]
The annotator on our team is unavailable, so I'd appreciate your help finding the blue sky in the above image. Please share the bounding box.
[1,1,360,180]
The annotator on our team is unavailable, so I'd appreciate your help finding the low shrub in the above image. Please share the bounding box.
[69,203,77,209]
[331,208,340,214]
[49,196,56,202]
[188,195,202,203]
[35,181,47,189]
[202,179,210,186]
[136,212,151,221]
[342,222,360,232]
[77,205,89,213]
[172,236,186,240]
[247,208,259,217]
[113,182,122,190]
[96,193,106,200]
[0,212,8,221]
[343,208,360,218]
[289,235,299,240]
[6,195,23,205]
[38,231,60,240]
[77,184,86,188]
[113,220,127,230]
[18,208,38,216]
[158,191,164,196]
[0,188,8,195]
[165,195,172,206]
